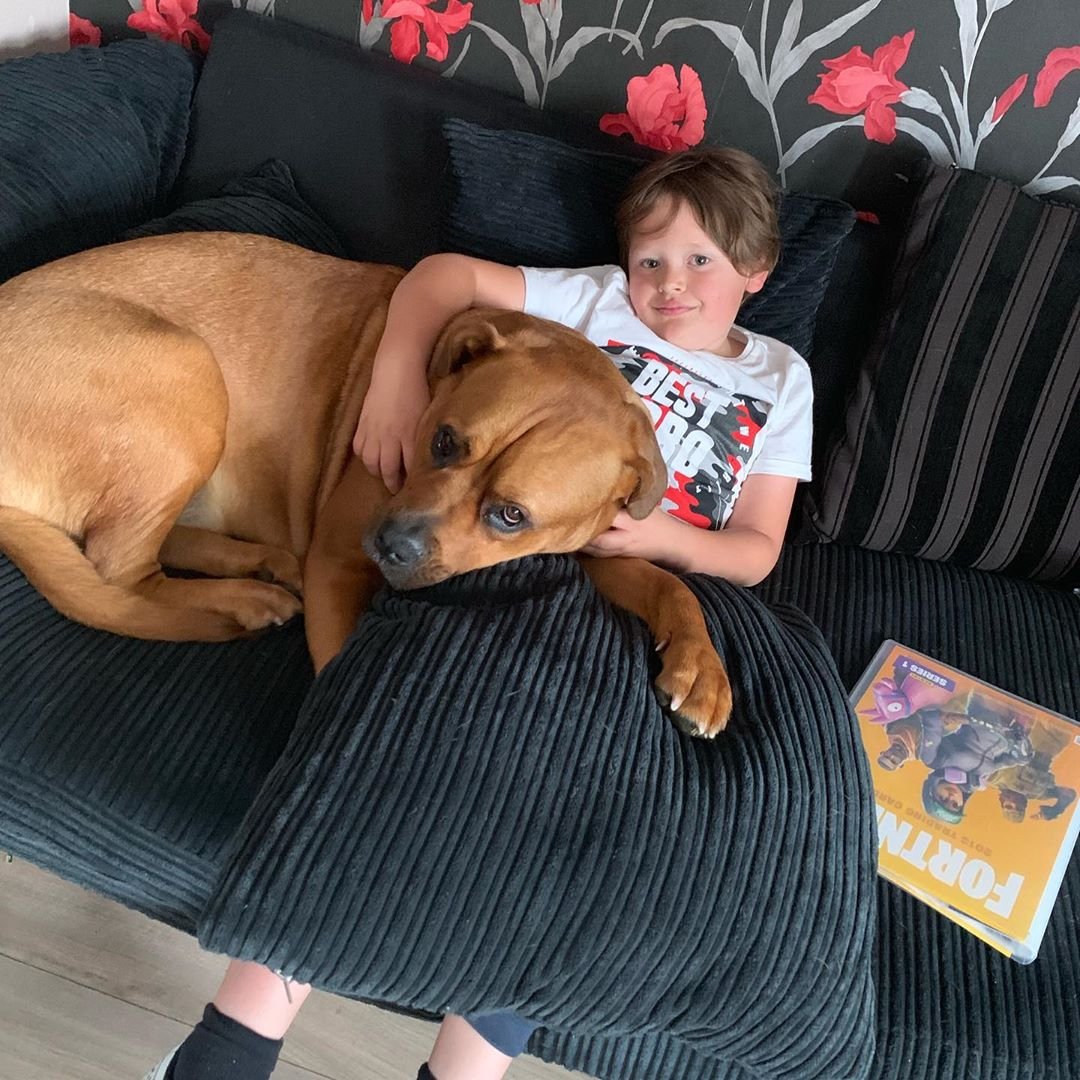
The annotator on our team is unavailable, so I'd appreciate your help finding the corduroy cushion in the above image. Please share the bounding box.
[809,165,1080,585]
[441,119,856,358]
[757,541,1080,1080]
[0,556,311,931]
[124,159,346,256]
[200,556,877,1080]
[0,39,195,284]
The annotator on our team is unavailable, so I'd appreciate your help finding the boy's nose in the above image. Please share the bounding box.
[659,276,685,295]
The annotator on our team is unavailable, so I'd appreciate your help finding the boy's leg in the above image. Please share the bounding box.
[148,960,311,1079]
[213,958,312,1037]
[427,1012,539,1080]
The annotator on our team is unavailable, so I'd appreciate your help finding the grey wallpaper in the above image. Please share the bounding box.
[70,1,1080,219]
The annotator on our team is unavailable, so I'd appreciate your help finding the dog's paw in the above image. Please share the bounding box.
[653,636,732,738]
[218,580,304,631]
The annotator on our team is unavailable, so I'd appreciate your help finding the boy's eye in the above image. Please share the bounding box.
[638,258,660,270]
[691,255,711,267]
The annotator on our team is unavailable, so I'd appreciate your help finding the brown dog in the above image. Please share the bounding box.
[0,232,731,735]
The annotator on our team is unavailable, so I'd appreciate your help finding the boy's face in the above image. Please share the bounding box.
[626,196,769,356]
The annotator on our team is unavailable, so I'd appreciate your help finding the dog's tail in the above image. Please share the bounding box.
[0,506,243,641]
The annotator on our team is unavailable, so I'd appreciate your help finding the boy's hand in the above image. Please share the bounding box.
[353,365,431,493]
[581,509,674,563]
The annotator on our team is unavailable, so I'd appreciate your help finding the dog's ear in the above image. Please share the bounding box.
[623,400,668,520]
[429,309,510,379]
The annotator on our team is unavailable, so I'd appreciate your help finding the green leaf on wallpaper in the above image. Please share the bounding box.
[769,0,884,96]
[954,0,978,79]
[655,18,769,112]
[520,2,548,76]
[1026,176,1080,196]
[549,27,642,82]
[469,22,540,107]
[779,116,863,172]
[773,0,803,76]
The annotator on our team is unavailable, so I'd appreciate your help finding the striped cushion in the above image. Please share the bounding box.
[810,165,1080,585]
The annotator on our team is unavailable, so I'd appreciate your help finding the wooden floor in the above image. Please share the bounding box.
[1,859,588,1080]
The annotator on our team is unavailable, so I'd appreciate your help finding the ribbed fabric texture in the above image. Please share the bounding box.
[0,40,195,284]
[758,541,1080,1080]
[811,164,1080,585]
[0,555,312,931]
[199,555,877,1080]
[125,159,347,257]
[441,118,856,358]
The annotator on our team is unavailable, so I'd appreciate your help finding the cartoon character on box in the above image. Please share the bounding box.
[874,693,1035,824]
[990,719,1077,823]
[861,659,955,726]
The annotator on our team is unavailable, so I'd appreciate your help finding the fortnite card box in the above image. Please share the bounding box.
[852,641,1080,963]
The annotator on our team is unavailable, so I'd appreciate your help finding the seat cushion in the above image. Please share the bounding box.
[199,556,877,1080]
[757,541,1080,1080]
[0,39,195,284]
[0,555,312,931]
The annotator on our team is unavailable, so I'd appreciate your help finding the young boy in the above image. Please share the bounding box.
[145,146,813,1080]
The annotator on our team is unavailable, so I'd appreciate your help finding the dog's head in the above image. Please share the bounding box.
[364,308,667,589]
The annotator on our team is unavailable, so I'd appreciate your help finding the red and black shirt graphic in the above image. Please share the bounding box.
[604,342,770,530]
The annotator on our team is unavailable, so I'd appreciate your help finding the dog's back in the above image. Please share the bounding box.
[0,233,402,639]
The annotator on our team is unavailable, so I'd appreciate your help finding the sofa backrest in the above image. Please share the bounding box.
[179,12,638,270]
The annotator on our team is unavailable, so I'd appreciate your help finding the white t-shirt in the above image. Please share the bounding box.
[521,264,813,530]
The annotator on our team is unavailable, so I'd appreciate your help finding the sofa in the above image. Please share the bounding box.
[1,11,1078,1080]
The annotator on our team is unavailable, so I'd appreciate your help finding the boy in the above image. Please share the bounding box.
[146,146,812,1080]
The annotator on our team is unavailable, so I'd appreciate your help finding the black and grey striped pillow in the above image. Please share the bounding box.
[810,165,1080,586]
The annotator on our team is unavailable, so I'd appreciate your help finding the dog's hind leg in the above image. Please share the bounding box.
[159,525,303,595]
[84,510,303,634]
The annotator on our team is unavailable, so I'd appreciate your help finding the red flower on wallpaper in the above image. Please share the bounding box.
[808,31,915,144]
[992,74,1028,123]
[128,0,210,55]
[1033,46,1080,107]
[599,64,707,153]
[377,0,473,64]
[69,13,102,48]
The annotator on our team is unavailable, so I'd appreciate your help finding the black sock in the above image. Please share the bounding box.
[416,1066,437,1080]
[169,1003,283,1079]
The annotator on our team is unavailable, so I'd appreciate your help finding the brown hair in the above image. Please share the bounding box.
[616,147,780,275]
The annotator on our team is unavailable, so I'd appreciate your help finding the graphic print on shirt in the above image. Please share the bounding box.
[604,342,771,530]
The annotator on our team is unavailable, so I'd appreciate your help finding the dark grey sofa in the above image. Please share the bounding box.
[1,11,1077,1080]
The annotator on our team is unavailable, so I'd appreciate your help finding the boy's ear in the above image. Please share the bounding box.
[744,268,769,295]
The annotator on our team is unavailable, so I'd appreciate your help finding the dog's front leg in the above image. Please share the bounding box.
[304,458,387,675]
[578,555,732,737]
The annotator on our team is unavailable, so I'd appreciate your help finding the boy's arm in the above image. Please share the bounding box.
[355,254,526,491]
[582,473,798,586]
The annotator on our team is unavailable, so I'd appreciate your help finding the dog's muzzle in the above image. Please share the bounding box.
[365,512,432,584]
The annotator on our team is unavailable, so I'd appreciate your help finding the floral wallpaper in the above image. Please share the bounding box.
[68,1,1080,218]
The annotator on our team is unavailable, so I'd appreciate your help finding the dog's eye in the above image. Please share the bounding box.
[485,504,529,533]
[431,424,462,467]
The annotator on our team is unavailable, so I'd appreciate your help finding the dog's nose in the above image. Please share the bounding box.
[372,515,429,569]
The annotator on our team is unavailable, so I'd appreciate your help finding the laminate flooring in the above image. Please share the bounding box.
[0,859,587,1080]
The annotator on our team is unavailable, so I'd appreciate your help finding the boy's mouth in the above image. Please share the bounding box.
[654,303,694,316]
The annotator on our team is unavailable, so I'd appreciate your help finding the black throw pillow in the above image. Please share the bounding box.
[125,159,347,257]
[440,119,855,359]
[0,39,195,284]
[199,556,877,1080]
